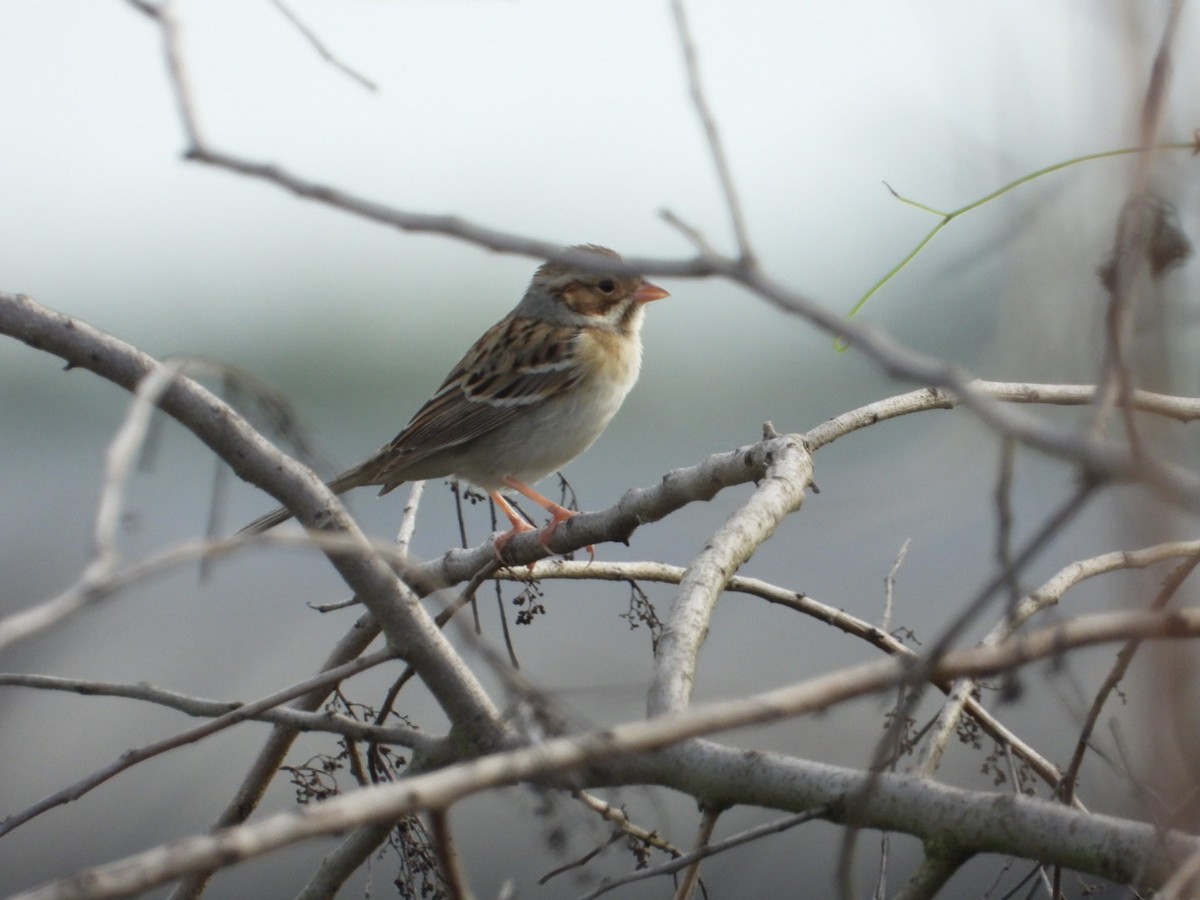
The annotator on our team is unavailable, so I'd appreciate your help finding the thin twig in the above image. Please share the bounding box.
[571,790,681,855]
[659,208,722,259]
[874,831,889,900]
[0,673,432,749]
[154,0,205,149]
[501,557,1114,799]
[669,0,754,263]
[1057,554,1200,806]
[538,790,682,885]
[0,649,396,839]
[579,807,830,900]
[673,808,720,900]
[429,808,472,899]
[539,832,623,886]
[993,436,1021,702]
[266,0,379,91]
[914,537,1200,786]
[882,538,911,634]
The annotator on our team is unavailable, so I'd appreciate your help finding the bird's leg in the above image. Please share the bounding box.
[488,490,537,561]
[501,477,594,558]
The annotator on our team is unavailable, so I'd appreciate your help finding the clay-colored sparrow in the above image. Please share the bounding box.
[242,245,669,552]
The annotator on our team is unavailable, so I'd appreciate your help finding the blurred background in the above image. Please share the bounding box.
[2,0,1198,896]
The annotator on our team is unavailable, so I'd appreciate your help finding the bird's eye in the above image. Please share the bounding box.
[596,279,616,294]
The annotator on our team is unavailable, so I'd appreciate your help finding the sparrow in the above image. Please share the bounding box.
[241,245,670,555]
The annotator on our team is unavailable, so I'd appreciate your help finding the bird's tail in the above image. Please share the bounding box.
[238,504,298,535]
[237,468,370,535]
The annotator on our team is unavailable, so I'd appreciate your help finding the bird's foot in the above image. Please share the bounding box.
[536,504,594,561]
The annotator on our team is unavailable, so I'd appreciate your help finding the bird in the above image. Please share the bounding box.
[240,244,670,556]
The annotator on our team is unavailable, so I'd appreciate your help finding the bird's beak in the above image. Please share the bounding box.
[633,282,670,304]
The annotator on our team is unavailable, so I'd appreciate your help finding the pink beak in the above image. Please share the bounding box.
[633,282,670,303]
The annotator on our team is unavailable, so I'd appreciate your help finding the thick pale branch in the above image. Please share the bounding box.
[805,382,1200,453]
[406,431,819,579]
[648,431,813,715]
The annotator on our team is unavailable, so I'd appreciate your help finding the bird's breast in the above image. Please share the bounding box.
[573,327,643,394]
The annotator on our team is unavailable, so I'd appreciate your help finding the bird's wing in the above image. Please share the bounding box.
[356,316,585,487]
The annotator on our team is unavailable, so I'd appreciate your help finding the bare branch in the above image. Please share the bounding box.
[538,790,683,886]
[150,0,205,150]
[1090,0,1184,444]
[570,789,682,856]
[737,267,1200,513]
[806,383,1200,450]
[0,673,431,749]
[16,605,1200,898]
[658,207,723,259]
[0,649,395,839]
[296,823,394,900]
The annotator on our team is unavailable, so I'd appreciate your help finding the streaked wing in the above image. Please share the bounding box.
[378,315,583,469]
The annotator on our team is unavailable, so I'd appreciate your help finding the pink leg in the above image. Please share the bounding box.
[488,490,536,560]
[501,477,594,558]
